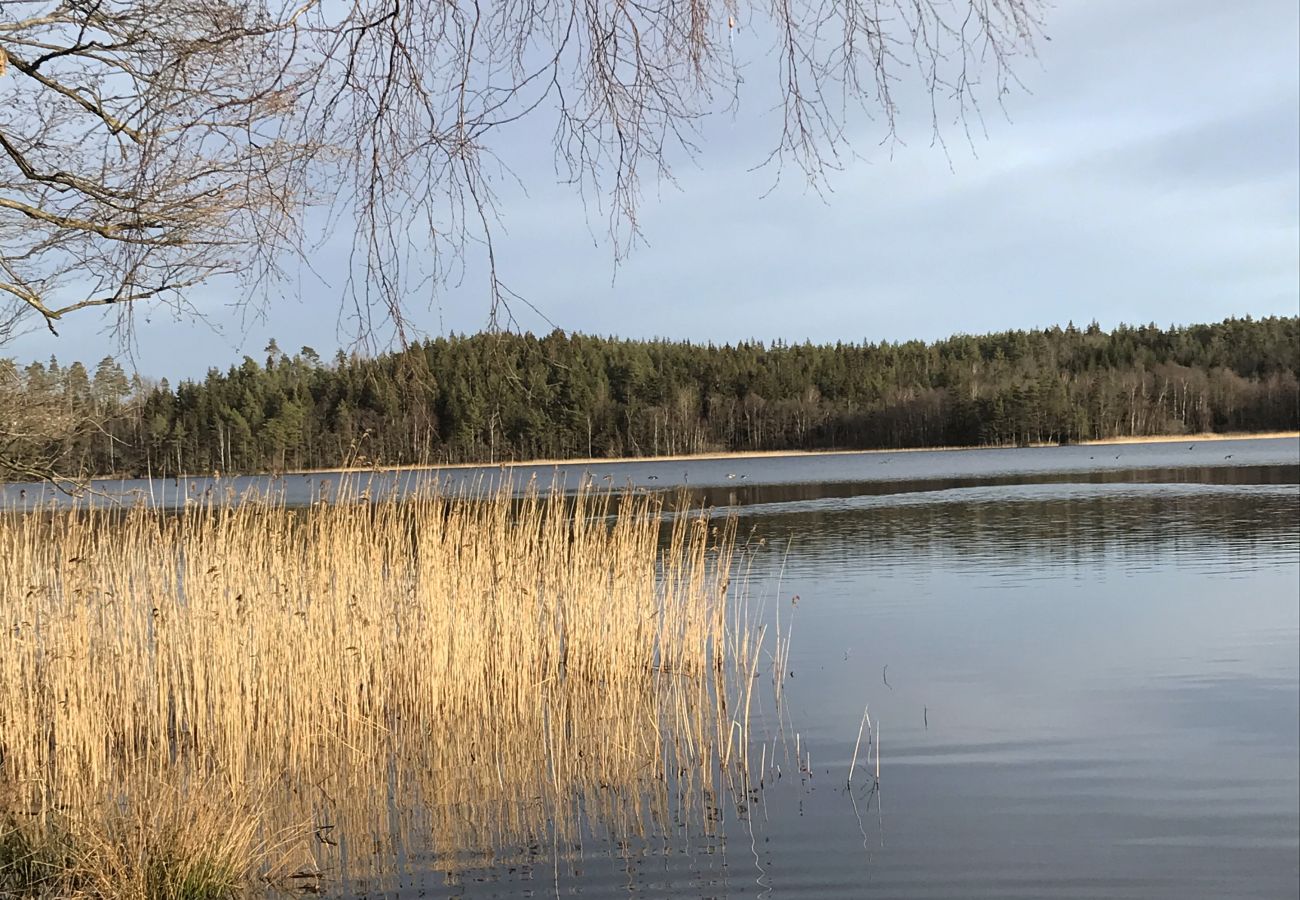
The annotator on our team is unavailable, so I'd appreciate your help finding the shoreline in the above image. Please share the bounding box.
[1074,431,1298,446]
[289,430,1299,477]
[16,431,1292,485]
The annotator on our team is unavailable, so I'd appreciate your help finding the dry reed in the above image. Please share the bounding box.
[0,482,765,895]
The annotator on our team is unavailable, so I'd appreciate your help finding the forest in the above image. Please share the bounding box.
[2,317,1297,479]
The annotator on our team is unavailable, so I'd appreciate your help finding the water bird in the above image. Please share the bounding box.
[1224,454,1233,459]
[1188,444,1195,450]
[727,473,736,479]
[646,475,659,480]
[739,474,749,480]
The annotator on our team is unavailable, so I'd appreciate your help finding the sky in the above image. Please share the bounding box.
[7,0,1299,379]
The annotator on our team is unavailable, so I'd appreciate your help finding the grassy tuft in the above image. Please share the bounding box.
[0,781,261,900]
[0,816,76,897]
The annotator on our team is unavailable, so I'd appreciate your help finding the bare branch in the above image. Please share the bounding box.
[0,0,1044,345]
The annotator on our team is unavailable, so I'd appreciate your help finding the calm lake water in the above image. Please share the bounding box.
[7,438,1299,897]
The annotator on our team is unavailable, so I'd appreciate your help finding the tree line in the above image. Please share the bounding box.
[2,317,1296,479]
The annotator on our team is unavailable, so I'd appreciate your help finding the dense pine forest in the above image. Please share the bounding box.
[2,317,1297,479]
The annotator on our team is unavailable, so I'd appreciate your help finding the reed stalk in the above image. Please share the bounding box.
[0,482,762,895]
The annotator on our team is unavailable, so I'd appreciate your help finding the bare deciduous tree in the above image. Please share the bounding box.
[0,358,85,481]
[0,0,1044,340]
[1,1,317,337]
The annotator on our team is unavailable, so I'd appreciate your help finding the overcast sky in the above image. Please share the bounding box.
[8,0,1299,378]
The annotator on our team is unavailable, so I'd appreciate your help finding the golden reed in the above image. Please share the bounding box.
[0,482,765,895]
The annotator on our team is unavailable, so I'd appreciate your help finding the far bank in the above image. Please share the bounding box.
[5,317,1296,481]
[291,430,1300,477]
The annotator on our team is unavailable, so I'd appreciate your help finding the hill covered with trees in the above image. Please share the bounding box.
[2,317,1297,479]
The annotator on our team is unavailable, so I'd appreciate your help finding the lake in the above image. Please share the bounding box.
[5,437,1298,898]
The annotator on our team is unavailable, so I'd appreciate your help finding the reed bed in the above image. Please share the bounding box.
[0,483,766,896]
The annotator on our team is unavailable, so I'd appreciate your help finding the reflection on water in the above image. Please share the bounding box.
[688,461,1298,510]
[737,482,1299,583]
[729,474,1299,900]
[297,680,772,897]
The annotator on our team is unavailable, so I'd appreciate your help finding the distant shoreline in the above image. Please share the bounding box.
[289,430,1299,477]
[6,431,1294,487]
[1076,431,1298,446]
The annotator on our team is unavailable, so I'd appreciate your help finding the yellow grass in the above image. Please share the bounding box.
[0,483,768,895]
[1075,431,1299,446]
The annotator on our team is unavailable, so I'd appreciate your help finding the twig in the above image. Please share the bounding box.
[847,703,871,787]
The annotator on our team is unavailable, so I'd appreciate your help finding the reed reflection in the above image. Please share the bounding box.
[731,480,1300,580]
